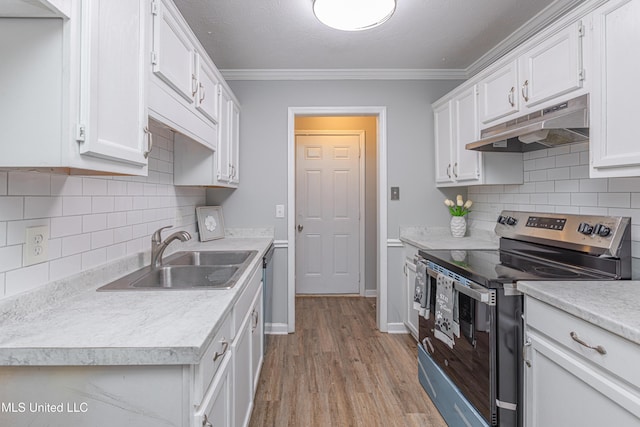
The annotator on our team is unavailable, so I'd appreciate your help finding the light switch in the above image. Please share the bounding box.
[390,187,400,200]
[275,204,285,218]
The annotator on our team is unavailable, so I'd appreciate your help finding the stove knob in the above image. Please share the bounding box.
[497,215,507,225]
[594,224,611,237]
[506,216,518,226]
[578,222,593,235]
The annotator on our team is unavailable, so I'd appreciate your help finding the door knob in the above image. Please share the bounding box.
[297,224,303,232]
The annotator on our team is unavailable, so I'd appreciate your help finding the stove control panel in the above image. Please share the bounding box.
[495,210,631,257]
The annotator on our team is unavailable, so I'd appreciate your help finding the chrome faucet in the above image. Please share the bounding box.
[151,226,191,268]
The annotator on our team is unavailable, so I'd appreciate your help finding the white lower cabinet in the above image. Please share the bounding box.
[403,255,419,340]
[250,286,264,393]
[523,297,640,426]
[195,353,233,427]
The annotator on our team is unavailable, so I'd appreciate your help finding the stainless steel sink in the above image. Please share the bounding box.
[165,250,256,266]
[97,250,257,291]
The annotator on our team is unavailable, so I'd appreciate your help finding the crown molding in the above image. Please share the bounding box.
[220,68,467,81]
[465,0,586,77]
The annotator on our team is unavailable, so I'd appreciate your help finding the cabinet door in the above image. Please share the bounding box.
[195,54,221,125]
[194,353,232,427]
[590,0,640,177]
[151,0,195,103]
[434,101,454,184]
[524,331,640,426]
[78,0,148,168]
[216,86,232,183]
[233,310,253,427]
[251,284,264,393]
[404,258,418,340]
[453,86,480,183]
[478,60,519,124]
[229,100,240,185]
[519,22,584,108]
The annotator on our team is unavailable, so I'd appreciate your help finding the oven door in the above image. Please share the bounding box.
[419,267,497,426]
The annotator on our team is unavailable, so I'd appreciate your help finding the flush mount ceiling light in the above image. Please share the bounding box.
[313,0,396,31]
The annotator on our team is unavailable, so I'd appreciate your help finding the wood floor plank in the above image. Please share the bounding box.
[249,296,447,427]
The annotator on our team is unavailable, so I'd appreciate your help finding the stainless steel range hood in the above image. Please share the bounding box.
[466,94,589,153]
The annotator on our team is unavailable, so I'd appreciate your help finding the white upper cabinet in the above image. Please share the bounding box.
[195,53,221,124]
[518,21,585,108]
[478,60,520,124]
[78,0,149,168]
[434,85,521,187]
[151,0,195,103]
[589,0,640,178]
[0,0,71,18]
[0,0,149,175]
[215,85,241,187]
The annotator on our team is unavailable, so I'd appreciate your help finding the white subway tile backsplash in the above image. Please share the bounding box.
[579,178,608,193]
[571,192,597,206]
[547,167,570,181]
[579,206,609,216]
[529,193,548,205]
[570,142,589,153]
[62,234,91,257]
[529,170,547,182]
[83,178,108,196]
[0,197,24,221]
[24,196,63,219]
[570,165,589,179]
[0,122,205,300]
[0,172,7,195]
[51,175,83,196]
[608,177,640,193]
[63,196,92,216]
[548,145,571,156]
[0,245,22,273]
[534,156,556,170]
[555,180,579,192]
[535,181,555,193]
[632,193,640,209]
[5,263,49,297]
[51,216,82,238]
[82,214,107,233]
[598,192,630,208]
[92,196,115,213]
[548,193,571,206]
[8,171,50,196]
[49,255,82,282]
[555,153,580,168]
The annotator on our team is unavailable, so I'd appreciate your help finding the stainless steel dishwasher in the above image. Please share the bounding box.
[262,243,274,354]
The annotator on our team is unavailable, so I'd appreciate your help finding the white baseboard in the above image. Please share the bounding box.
[364,289,377,298]
[387,322,410,334]
[265,322,289,335]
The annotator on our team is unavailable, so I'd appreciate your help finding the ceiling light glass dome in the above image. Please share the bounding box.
[313,0,396,31]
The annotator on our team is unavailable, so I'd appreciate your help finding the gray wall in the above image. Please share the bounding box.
[207,79,462,326]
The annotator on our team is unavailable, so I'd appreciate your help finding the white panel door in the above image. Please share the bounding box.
[434,101,454,184]
[453,85,480,183]
[478,60,519,124]
[78,0,148,167]
[195,53,221,125]
[295,133,361,294]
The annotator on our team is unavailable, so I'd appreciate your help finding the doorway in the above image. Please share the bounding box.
[295,131,364,294]
[287,108,388,332]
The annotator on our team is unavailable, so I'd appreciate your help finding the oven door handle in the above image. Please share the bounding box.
[427,268,496,306]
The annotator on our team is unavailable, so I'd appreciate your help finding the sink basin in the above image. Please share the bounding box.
[165,250,256,266]
[131,266,239,289]
[97,250,257,291]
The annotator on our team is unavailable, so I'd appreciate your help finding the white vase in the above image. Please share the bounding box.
[450,216,466,238]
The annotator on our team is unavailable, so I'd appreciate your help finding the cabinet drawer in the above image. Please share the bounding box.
[194,312,232,404]
[525,297,640,388]
[233,266,262,335]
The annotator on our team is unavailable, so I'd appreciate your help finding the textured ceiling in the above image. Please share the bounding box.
[173,0,565,71]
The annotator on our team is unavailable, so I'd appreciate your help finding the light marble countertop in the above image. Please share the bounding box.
[399,226,499,250]
[0,236,273,366]
[517,280,640,345]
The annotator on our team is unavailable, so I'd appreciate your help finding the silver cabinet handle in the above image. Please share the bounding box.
[251,309,259,331]
[191,74,198,98]
[143,127,153,159]
[508,86,515,107]
[199,82,205,103]
[453,162,458,178]
[213,338,229,362]
[523,337,532,367]
[202,414,213,427]
[570,331,606,355]
[446,164,451,178]
[297,224,303,232]
[521,80,529,102]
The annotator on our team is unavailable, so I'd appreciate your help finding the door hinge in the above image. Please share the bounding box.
[578,22,585,38]
[151,0,159,16]
[151,51,158,66]
[578,69,586,81]
[76,124,86,142]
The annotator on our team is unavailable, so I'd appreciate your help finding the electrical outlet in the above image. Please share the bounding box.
[24,225,49,266]
[275,204,285,218]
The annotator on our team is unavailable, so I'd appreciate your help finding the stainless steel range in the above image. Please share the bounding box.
[416,210,631,427]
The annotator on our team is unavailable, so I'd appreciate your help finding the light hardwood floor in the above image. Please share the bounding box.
[249,296,447,427]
